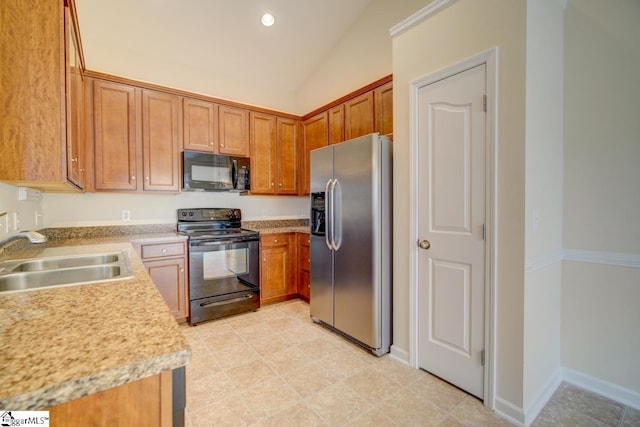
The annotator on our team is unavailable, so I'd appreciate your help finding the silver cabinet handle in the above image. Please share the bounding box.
[419,240,431,250]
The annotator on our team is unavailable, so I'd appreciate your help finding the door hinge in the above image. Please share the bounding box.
[482,224,486,241]
[483,94,487,112]
[481,349,485,366]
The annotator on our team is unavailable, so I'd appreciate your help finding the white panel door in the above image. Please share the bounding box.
[417,64,486,399]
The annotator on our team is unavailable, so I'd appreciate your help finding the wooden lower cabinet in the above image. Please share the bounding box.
[260,233,297,305]
[48,370,177,427]
[297,233,311,302]
[133,239,189,322]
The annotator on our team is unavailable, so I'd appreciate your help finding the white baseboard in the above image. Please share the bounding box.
[389,345,410,365]
[523,368,563,426]
[494,397,525,426]
[563,367,640,411]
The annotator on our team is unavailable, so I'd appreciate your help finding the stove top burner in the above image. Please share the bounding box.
[176,208,258,242]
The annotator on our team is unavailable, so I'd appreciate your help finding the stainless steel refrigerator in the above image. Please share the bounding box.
[309,132,391,356]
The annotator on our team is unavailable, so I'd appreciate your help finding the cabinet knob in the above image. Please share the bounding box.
[209,142,214,146]
[79,168,85,172]
[71,157,78,163]
[180,268,184,273]
[220,144,224,147]
[131,176,136,180]
[274,239,278,243]
[279,183,282,187]
[161,248,167,254]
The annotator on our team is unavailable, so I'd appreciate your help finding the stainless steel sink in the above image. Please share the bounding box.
[0,251,135,293]
[6,254,120,272]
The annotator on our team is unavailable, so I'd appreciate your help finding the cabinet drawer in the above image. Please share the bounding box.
[260,233,289,247]
[140,242,185,259]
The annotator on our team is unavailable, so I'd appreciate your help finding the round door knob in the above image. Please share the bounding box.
[419,240,431,250]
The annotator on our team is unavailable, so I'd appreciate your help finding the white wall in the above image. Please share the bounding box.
[0,182,44,238]
[293,0,432,114]
[392,0,528,414]
[562,0,640,395]
[42,192,308,227]
[522,0,564,417]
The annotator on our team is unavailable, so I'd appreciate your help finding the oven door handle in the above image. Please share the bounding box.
[200,293,255,308]
[190,238,258,247]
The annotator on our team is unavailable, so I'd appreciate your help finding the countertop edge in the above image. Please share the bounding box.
[1,348,191,410]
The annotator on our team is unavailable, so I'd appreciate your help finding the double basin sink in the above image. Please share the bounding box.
[0,250,135,293]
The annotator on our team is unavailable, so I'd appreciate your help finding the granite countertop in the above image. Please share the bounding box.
[242,219,309,235]
[0,220,308,409]
[0,241,191,410]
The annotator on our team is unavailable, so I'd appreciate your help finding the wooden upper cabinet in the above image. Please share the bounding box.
[302,112,328,195]
[249,112,277,194]
[277,117,299,195]
[374,81,393,140]
[0,0,86,191]
[249,113,299,195]
[142,90,180,191]
[65,4,85,189]
[183,98,217,152]
[328,105,345,145]
[218,105,249,157]
[344,91,374,140]
[92,80,138,191]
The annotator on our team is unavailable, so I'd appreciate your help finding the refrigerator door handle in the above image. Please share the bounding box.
[328,179,338,250]
[332,179,342,250]
[324,178,333,250]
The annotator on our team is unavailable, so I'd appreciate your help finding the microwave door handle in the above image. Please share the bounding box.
[231,159,238,189]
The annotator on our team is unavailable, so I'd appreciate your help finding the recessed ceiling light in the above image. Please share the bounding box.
[261,13,275,27]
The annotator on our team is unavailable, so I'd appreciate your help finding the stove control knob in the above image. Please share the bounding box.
[188,211,194,216]
[181,211,187,217]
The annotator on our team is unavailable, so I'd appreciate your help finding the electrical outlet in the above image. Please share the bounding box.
[121,210,131,222]
[12,212,19,231]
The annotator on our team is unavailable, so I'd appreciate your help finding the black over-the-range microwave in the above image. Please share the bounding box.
[182,150,250,192]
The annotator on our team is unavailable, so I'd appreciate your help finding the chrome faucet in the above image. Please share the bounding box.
[0,231,48,255]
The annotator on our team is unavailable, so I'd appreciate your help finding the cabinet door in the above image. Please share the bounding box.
[260,233,296,304]
[93,80,138,191]
[249,112,277,194]
[328,104,345,145]
[276,117,299,195]
[302,112,328,195]
[344,91,374,140]
[261,245,290,300]
[183,98,217,152]
[374,81,393,139]
[142,90,180,191]
[144,257,188,321]
[65,5,85,189]
[218,105,249,157]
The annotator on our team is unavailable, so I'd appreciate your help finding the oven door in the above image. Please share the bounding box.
[188,238,260,323]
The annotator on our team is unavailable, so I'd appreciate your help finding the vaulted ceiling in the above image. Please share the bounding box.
[74,0,374,112]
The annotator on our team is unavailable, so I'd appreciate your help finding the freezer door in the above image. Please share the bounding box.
[333,134,380,348]
[309,145,335,325]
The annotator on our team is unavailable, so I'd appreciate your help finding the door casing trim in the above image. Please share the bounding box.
[408,47,498,409]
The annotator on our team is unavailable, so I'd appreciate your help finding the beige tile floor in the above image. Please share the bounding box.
[180,299,639,427]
